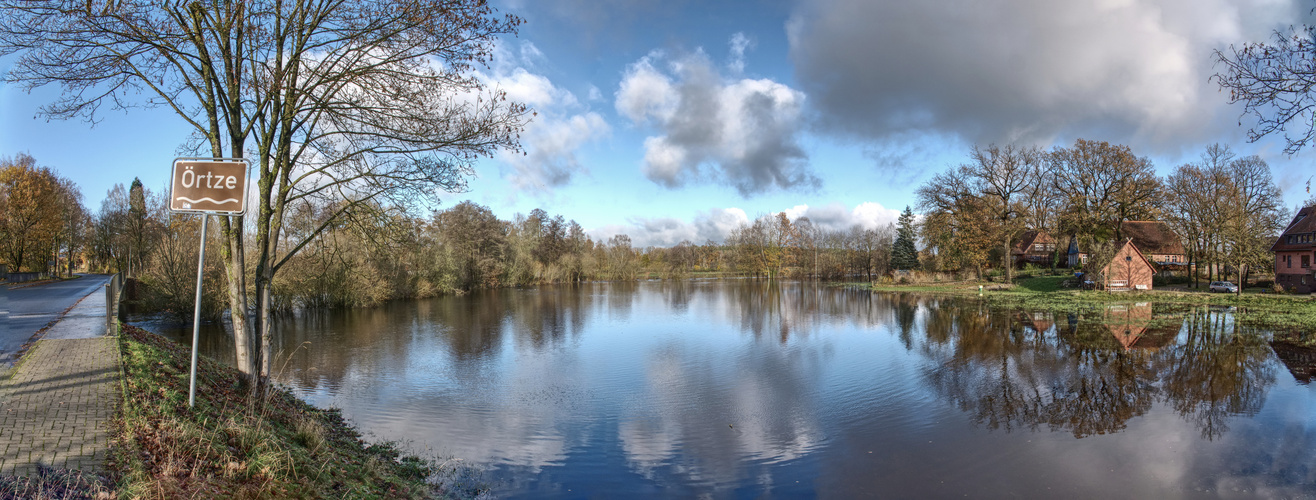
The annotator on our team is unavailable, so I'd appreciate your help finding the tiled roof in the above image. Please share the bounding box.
[1011,231,1055,255]
[1272,206,1316,252]
[1121,221,1185,255]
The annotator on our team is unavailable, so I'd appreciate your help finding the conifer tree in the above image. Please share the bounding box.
[892,206,920,270]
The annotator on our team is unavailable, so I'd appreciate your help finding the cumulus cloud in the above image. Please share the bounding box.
[782,202,900,232]
[482,42,610,193]
[616,49,818,196]
[786,0,1301,152]
[589,207,750,248]
[588,202,900,248]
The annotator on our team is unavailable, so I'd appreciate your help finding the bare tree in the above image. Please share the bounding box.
[1165,164,1216,288]
[1219,155,1285,293]
[1215,23,1316,154]
[966,144,1043,283]
[1049,139,1160,248]
[2,1,529,385]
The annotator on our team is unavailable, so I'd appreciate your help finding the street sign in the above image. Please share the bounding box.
[168,157,249,407]
[169,158,249,214]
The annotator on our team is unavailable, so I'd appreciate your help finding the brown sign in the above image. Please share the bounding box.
[169,159,248,214]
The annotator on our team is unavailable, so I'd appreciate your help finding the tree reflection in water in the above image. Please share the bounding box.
[917,299,1275,440]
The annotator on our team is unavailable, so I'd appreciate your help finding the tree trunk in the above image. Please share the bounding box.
[1003,238,1013,283]
[1237,263,1245,297]
[220,218,255,389]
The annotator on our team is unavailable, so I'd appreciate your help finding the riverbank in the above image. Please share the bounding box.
[860,274,1316,342]
[110,324,481,499]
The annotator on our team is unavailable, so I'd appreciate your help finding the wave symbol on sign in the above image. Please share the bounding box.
[175,197,239,205]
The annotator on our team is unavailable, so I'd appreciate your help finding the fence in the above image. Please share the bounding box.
[105,273,125,335]
[3,272,50,283]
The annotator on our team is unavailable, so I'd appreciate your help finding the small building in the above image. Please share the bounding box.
[1010,231,1057,267]
[1098,239,1155,291]
[1120,221,1188,270]
[1273,205,1316,293]
[1066,235,1087,268]
[1066,221,1187,272]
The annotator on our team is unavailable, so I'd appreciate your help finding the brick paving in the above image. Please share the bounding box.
[0,337,119,477]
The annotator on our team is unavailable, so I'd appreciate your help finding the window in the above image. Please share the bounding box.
[1303,255,1311,269]
[1288,255,1293,269]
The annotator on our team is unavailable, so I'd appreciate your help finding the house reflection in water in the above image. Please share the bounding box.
[1102,303,1178,351]
[1269,341,1316,384]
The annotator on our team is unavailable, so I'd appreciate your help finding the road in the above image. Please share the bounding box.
[3,274,112,367]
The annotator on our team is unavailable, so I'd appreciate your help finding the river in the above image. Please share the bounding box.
[138,280,1316,498]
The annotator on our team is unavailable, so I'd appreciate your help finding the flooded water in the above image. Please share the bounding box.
[139,281,1316,497]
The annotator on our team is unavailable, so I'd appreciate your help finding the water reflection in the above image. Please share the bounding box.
[918,300,1276,440]
[132,282,1313,496]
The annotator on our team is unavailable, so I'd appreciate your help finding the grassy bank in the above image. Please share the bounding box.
[860,274,1316,336]
[111,324,480,499]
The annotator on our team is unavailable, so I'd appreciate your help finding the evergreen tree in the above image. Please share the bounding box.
[892,206,920,270]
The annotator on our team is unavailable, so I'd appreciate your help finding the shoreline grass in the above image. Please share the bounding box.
[111,324,482,499]
[853,274,1316,341]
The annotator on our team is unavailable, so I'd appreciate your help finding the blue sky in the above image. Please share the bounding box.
[3,0,1315,247]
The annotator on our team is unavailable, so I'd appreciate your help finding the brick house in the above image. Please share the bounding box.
[1273,205,1316,293]
[1120,221,1188,270]
[1097,239,1155,291]
[1066,221,1187,271]
[1010,231,1057,267]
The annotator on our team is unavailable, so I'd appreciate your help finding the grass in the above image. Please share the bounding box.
[0,468,114,499]
[110,324,485,499]
[856,273,1316,342]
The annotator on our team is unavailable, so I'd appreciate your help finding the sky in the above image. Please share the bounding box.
[3,0,1316,247]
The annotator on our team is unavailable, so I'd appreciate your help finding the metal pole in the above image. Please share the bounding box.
[189,215,209,408]
[105,283,112,336]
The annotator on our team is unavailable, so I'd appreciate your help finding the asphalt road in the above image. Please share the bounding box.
[3,274,112,367]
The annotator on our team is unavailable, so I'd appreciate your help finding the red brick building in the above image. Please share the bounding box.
[1273,206,1316,293]
[1099,240,1155,291]
[1120,221,1188,270]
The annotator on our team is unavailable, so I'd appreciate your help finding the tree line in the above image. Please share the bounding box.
[915,140,1303,286]
[4,156,921,314]
[0,153,86,276]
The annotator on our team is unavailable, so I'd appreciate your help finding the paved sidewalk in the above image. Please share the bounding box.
[42,288,109,341]
[0,289,119,477]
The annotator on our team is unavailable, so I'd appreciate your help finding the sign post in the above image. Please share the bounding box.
[169,158,249,408]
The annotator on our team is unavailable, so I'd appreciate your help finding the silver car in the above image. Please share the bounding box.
[1209,281,1239,293]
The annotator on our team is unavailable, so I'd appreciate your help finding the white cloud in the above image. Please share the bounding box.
[588,207,751,248]
[480,42,610,193]
[616,50,817,196]
[728,32,752,74]
[615,53,679,124]
[787,0,1301,152]
[500,112,610,192]
[587,203,900,248]
[779,202,900,232]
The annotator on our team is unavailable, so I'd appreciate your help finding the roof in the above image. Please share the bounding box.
[1272,206,1316,252]
[1010,231,1056,255]
[1098,239,1157,275]
[1121,221,1185,256]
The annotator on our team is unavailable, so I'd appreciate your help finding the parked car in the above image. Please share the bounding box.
[1209,281,1239,293]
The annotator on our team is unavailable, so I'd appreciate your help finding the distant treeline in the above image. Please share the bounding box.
[81,183,910,315]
